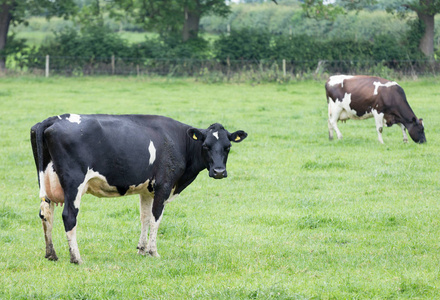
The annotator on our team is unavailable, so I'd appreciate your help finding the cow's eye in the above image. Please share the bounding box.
[225,146,231,152]
[202,145,210,151]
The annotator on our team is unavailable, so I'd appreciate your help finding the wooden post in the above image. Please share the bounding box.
[137,64,140,76]
[227,56,230,79]
[111,55,115,75]
[45,55,49,78]
[282,59,286,77]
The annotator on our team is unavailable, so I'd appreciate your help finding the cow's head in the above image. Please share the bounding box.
[408,117,426,144]
[188,123,247,179]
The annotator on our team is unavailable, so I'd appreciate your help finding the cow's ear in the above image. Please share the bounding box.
[229,130,247,143]
[188,128,205,141]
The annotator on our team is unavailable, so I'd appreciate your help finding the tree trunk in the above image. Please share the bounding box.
[0,1,11,70]
[182,6,201,42]
[416,8,435,58]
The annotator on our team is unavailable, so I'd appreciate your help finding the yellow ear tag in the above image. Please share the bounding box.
[193,133,198,140]
[41,197,45,202]
[235,136,241,141]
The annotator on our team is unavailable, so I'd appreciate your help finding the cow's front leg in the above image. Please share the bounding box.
[400,123,408,143]
[62,192,82,264]
[40,198,58,261]
[137,194,153,256]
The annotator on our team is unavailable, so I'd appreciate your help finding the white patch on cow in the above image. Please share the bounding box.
[373,81,398,95]
[336,93,373,120]
[212,131,219,140]
[57,115,62,120]
[67,114,81,124]
[39,171,47,198]
[148,141,156,165]
[83,171,156,199]
[328,75,354,87]
[74,168,107,209]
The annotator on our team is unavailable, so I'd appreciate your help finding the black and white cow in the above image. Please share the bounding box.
[30,114,247,264]
[325,75,426,144]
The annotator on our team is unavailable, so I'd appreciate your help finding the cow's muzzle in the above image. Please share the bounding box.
[212,167,227,179]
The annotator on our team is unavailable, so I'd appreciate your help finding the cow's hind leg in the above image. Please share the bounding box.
[372,110,385,144]
[40,198,58,261]
[328,101,335,140]
[328,101,343,140]
[137,194,154,256]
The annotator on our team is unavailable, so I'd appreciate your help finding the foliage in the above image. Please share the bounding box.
[5,0,78,26]
[28,24,130,73]
[302,0,347,20]
[213,29,273,61]
[404,19,426,53]
[109,0,231,41]
[200,5,409,41]
[302,0,440,57]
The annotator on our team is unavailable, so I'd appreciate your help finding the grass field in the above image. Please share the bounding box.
[0,76,439,299]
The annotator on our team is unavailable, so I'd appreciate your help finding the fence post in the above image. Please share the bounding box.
[282,59,286,77]
[45,55,49,78]
[111,55,115,75]
[227,56,230,79]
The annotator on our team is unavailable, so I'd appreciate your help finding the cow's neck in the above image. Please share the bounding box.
[174,136,206,194]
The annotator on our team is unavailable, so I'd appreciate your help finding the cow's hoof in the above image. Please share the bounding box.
[70,258,83,264]
[137,246,147,256]
[45,253,58,261]
[148,250,160,258]
[45,246,58,261]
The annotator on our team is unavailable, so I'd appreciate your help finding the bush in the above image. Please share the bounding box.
[271,35,323,68]
[213,28,273,61]
[28,24,130,74]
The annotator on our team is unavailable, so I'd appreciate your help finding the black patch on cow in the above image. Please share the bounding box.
[116,186,129,196]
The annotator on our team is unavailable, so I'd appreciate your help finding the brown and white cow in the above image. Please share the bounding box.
[325,75,426,144]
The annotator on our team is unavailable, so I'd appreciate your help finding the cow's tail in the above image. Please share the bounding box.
[30,117,57,197]
[31,122,46,191]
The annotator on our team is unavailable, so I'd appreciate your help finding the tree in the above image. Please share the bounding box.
[398,0,440,58]
[0,0,77,70]
[302,0,440,58]
[110,0,231,42]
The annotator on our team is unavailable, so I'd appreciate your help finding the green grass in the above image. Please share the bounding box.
[0,76,439,299]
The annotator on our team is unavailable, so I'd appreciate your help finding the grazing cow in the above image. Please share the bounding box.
[30,114,247,264]
[325,75,426,144]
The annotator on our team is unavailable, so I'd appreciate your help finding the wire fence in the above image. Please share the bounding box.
[3,55,440,80]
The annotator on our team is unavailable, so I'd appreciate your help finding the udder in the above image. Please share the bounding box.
[43,166,65,205]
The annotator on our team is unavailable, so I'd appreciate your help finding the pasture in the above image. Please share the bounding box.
[0,76,439,299]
